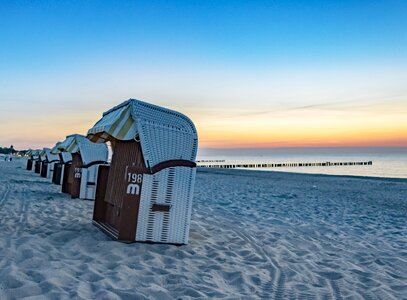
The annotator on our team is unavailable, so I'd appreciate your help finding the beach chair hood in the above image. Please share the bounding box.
[58,134,108,166]
[26,149,33,157]
[50,142,62,155]
[45,148,60,163]
[27,149,36,159]
[87,99,198,168]
[39,148,49,161]
[29,149,40,160]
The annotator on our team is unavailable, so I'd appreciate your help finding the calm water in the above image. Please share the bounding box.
[197,147,407,179]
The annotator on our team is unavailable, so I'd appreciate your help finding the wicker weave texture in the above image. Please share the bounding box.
[57,136,75,152]
[50,142,62,154]
[78,140,108,166]
[79,165,101,200]
[87,99,198,167]
[58,134,108,165]
[45,149,60,163]
[46,162,57,180]
[139,121,197,167]
[39,148,49,162]
[60,152,72,163]
[135,166,196,244]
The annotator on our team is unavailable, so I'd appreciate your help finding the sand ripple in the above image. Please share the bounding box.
[0,161,406,299]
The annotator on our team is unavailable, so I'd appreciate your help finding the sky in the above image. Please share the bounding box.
[0,0,406,150]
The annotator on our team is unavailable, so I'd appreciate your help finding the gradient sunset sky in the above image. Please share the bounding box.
[1,0,406,149]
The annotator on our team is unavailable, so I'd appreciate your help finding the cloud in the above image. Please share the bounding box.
[233,93,407,117]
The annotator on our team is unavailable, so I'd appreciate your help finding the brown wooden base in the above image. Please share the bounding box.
[40,162,48,177]
[92,141,144,243]
[92,220,121,241]
[61,163,72,193]
[92,220,184,245]
[34,161,41,173]
[69,154,83,198]
[52,163,63,185]
[26,159,33,170]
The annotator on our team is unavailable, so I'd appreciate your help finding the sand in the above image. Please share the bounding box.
[0,158,406,299]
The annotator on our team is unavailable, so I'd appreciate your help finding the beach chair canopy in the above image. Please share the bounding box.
[39,148,50,161]
[29,149,40,159]
[50,142,62,154]
[87,99,198,168]
[57,134,108,166]
[45,148,60,163]
[60,152,72,163]
[50,141,72,163]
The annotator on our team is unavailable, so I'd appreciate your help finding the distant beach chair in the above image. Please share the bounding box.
[35,150,46,174]
[87,99,198,244]
[39,148,58,178]
[41,148,61,179]
[50,142,72,185]
[56,134,108,200]
[26,149,34,170]
[40,148,50,177]
[27,150,40,171]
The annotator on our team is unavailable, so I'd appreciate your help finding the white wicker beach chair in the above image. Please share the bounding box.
[38,148,53,178]
[87,99,198,245]
[57,134,109,200]
[26,149,40,171]
[33,149,47,174]
[43,148,60,180]
[50,142,71,185]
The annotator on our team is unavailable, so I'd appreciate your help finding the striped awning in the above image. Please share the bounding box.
[87,103,137,142]
[87,99,198,167]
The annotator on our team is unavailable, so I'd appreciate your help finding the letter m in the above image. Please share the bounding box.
[126,183,140,195]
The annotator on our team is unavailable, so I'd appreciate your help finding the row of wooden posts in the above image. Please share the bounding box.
[198,161,373,169]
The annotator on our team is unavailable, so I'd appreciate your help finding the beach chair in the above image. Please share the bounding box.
[50,143,72,185]
[39,148,57,178]
[35,150,46,174]
[28,150,41,172]
[87,99,198,244]
[58,152,73,187]
[42,148,61,180]
[57,134,108,200]
[26,158,33,170]
[26,149,34,170]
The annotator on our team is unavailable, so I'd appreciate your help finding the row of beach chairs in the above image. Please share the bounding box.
[25,99,198,245]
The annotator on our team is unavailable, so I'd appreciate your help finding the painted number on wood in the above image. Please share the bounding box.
[74,167,82,179]
[126,172,143,195]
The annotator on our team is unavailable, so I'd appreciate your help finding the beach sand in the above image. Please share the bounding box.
[0,159,406,299]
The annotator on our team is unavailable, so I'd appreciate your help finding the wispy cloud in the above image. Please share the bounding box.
[233,94,407,117]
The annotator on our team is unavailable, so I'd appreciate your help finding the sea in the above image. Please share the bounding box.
[196,147,407,179]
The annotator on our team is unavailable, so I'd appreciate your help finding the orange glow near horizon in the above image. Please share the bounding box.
[1,98,406,150]
[191,102,407,149]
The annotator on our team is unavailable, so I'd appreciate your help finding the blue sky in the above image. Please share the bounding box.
[0,0,406,148]
[2,1,407,68]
